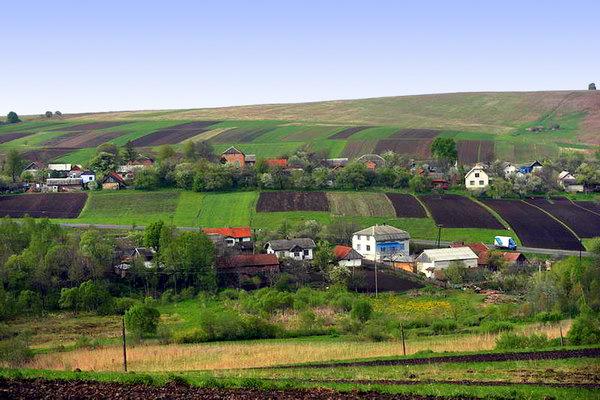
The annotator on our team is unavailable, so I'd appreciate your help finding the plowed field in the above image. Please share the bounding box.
[419,194,503,229]
[256,192,329,212]
[385,193,427,218]
[131,121,220,146]
[0,193,87,218]
[525,197,600,238]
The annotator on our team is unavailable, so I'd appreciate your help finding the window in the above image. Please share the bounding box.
[366,245,371,251]
[358,235,362,241]
[294,252,300,257]
[303,249,309,256]
[470,180,475,185]
[475,172,480,178]
[356,244,361,250]
[479,180,484,185]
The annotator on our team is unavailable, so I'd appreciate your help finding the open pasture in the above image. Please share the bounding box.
[327,192,395,217]
[130,121,220,146]
[482,199,584,250]
[256,191,330,212]
[328,126,371,139]
[385,193,427,218]
[525,197,600,238]
[0,193,87,218]
[419,194,503,229]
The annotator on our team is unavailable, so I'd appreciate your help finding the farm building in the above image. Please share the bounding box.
[217,254,280,288]
[22,162,43,176]
[333,245,362,268]
[221,146,256,168]
[352,225,410,262]
[415,247,478,278]
[502,252,528,267]
[266,238,316,261]
[48,163,74,172]
[118,156,155,178]
[44,177,83,192]
[557,171,583,193]
[464,165,489,190]
[322,158,349,170]
[502,162,518,178]
[101,172,127,190]
[357,154,385,170]
[451,242,489,267]
[80,170,96,184]
[518,160,543,175]
[202,227,252,247]
[265,158,288,168]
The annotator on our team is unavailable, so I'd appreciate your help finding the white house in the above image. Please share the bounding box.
[48,163,73,172]
[266,238,316,261]
[352,225,410,262]
[502,162,517,178]
[202,227,252,247]
[415,247,478,278]
[80,170,96,184]
[557,171,583,193]
[333,245,363,268]
[465,165,489,190]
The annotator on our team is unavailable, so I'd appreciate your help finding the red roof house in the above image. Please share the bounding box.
[202,227,252,246]
[333,245,362,267]
[217,254,280,288]
[265,158,288,168]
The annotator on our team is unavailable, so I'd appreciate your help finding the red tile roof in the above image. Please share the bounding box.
[334,245,352,259]
[221,254,279,269]
[202,227,252,239]
[502,252,525,263]
[266,158,288,168]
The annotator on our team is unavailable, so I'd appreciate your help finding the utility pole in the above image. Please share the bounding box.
[374,255,378,297]
[122,317,128,372]
[400,323,406,356]
[559,323,564,347]
[436,225,443,248]
[579,239,582,265]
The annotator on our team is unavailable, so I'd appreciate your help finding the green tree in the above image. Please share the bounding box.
[4,149,24,183]
[133,168,160,190]
[58,287,80,314]
[161,231,216,290]
[488,178,513,198]
[96,142,119,157]
[335,162,368,189]
[408,174,430,193]
[182,141,197,161]
[44,111,53,118]
[196,141,215,161]
[157,145,176,162]
[589,83,597,90]
[313,241,335,273]
[445,260,468,284]
[125,304,160,337]
[351,300,372,322]
[144,220,165,251]
[88,151,118,176]
[122,140,137,162]
[430,137,457,163]
[6,111,21,124]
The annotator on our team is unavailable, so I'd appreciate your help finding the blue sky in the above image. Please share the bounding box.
[1,0,598,115]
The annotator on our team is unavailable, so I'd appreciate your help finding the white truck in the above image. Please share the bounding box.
[494,236,517,251]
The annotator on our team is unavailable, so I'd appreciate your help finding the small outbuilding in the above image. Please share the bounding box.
[266,238,316,261]
[101,172,127,190]
[415,247,478,278]
[333,245,363,267]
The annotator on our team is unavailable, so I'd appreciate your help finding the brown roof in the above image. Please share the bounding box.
[502,252,526,263]
[220,254,279,269]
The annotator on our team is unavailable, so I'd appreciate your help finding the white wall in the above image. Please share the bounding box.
[465,169,489,190]
[267,246,313,261]
[417,258,478,278]
[352,234,409,261]
[339,258,362,268]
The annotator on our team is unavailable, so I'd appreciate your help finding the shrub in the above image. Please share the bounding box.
[274,273,296,292]
[172,328,206,344]
[179,287,196,300]
[0,336,33,367]
[332,294,354,312]
[219,288,241,300]
[479,321,514,334]
[114,297,140,315]
[431,320,458,335]
[160,289,176,304]
[535,311,562,323]
[567,314,600,345]
[403,319,430,329]
[75,335,101,349]
[495,333,553,350]
[351,300,372,322]
[360,320,390,342]
[125,304,160,338]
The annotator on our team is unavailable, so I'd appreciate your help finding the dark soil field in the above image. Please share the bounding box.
[374,139,432,157]
[457,141,495,165]
[419,194,503,229]
[328,126,371,139]
[391,129,441,139]
[0,193,87,218]
[478,141,494,163]
[44,130,126,148]
[482,199,584,250]
[0,379,474,400]
[131,121,220,146]
[0,131,35,144]
[341,140,377,158]
[211,127,275,143]
[256,191,330,212]
[385,193,427,218]
[51,122,129,132]
[22,148,73,163]
[576,201,600,215]
[525,197,600,238]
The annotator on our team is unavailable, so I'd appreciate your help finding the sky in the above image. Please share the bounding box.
[1,0,599,115]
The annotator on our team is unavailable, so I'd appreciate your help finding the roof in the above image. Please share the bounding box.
[48,163,72,171]
[135,247,155,261]
[451,242,489,256]
[353,225,410,242]
[465,166,487,178]
[417,247,478,262]
[202,227,252,239]
[268,238,316,251]
[46,178,82,185]
[222,146,244,155]
[220,254,279,269]
[557,171,575,180]
[102,172,127,186]
[333,245,362,260]
[502,252,526,263]
[81,170,95,175]
[357,154,386,166]
[265,158,288,168]
[323,158,349,168]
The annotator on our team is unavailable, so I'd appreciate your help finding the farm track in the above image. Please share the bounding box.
[0,379,480,400]
[280,348,600,369]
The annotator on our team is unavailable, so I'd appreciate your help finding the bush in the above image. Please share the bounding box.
[332,294,354,312]
[567,314,600,345]
[114,297,140,315]
[535,311,562,323]
[479,321,514,334]
[431,319,458,334]
[274,273,296,292]
[125,304,161,338]
[0,336,33,367]
[75,335,101,349]
[351,300,372,322]
[360,320,390,342]
[172,328,206,344]
[160,289,176,304]
[219,288,241,300]
[495,333,554,350]
[179,287,196,300]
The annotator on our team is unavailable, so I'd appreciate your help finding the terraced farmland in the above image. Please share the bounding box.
[457,140,495,165]
[419,194,504,229]
[327,192,395,217]
[130,121,220,146]
[385,193,427,218]
[524,197,600,238]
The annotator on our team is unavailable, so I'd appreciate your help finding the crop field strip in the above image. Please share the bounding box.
[130,121,221,146]
[210,126,277,144]
[49,121,130,132]
[457,140,495,165]
[419,194,504,229]
[0,193,87,218]
[482,199,584,251]
[44,130,127,148]
[374,139,433,158]
[575,201,600,215]
[22,148,74,163]
[341,140,377,158]
[524,197,600,238]
[256,191,330,212]
[327,192,395,217]
[385,193,427,218]
[0,130,36,144]
[282,126,345,141]
[392,129,441,139]
[328,126,372,139]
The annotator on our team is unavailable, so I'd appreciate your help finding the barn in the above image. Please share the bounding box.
[415,247,478,278]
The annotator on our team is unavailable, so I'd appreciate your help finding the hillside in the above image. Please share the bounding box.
[66,90,600,144]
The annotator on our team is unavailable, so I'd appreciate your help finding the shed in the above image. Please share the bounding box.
[415,247,478,278]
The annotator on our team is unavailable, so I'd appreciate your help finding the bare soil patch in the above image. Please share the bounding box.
[457,141,495,165]
[0,193,87,218]
[257,192,329,212]
[385,193,427,218]
[0,131,35,144]
[328,126,372,139]
[419,194,503,229]
[210,126,275,143]
[390,129,441,139]
[525,197,600,238]
[131,121,220,146]
[45,130,126,148]
[341,140,376,158]
[374,139,432,158]
[22,148,73,163]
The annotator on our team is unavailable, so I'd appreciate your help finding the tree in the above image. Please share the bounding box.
[445,261,468,284]
[122,141,137,162]
[335,162,368,189]
[124,304,160,337]
[351,300,372,322]
[133,168,160,190]
[409,174,430,193]
[59,287,79,314]
[160,231,216,290]
[157,145,176,162]
[88,151,118,176]
[182,141,197,161]
[431,137,457,163]
[54,111,62,117]
[144,220,165,251]
[488,178,513,198]
[313,241,335,273]
[6,112,21,124]
[5,149,24,183]
[589,83,597,90]
[325,219,360,245]
[44,111,53,118]
[196,141,216,161]
[96,142,119,157]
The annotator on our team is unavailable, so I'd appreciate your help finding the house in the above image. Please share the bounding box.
[202,227,252,247]
[217,254,280,287]
[501,252,528,267]
[323,158,349,170]
[431,178,449,190]
[451,242,489,267]
[22,161,43,176]
[415,247,478,278]
[266,238,316,261]
[265,158,288,168]
[48,163,73,172]
[118,156,155,177]
[518,160,543,175]
[44,177,83,192]
[502,162,518,178]
[352,225,410,262]
[357,154,385,170]
[221,146,245,167]
[101,172,127,190]
[465,165,489,190]
[557,171,583,193]
[134,247,156,268]
[80,170,96,184]
[333,245,363,268]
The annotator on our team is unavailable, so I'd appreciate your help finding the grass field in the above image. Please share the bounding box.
[327,192,396,217]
